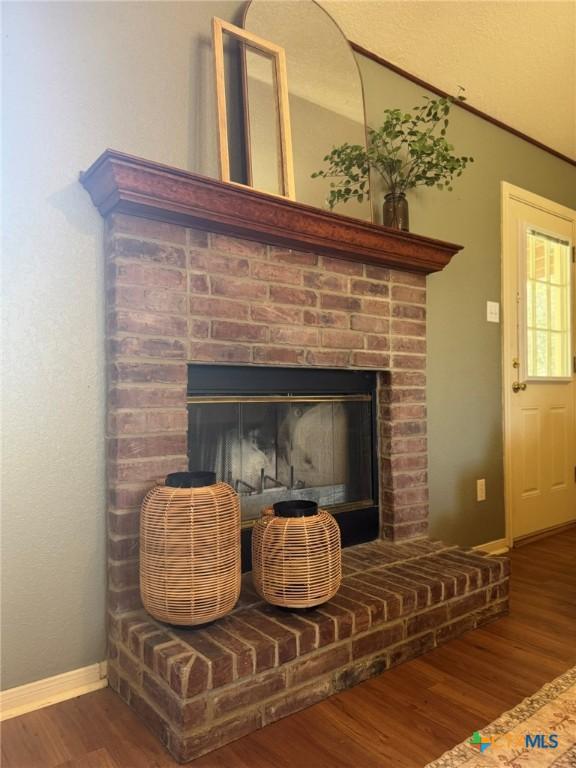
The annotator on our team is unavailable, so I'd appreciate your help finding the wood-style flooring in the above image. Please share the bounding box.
[2,528,575,768]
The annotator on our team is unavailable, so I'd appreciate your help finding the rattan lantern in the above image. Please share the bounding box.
[252,500,341,608]
[140,471,241,625]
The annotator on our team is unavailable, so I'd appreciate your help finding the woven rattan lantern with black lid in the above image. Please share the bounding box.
[252,500,341,608]
[140,471,241,625]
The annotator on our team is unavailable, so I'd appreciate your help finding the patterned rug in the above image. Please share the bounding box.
[426,667,576,767]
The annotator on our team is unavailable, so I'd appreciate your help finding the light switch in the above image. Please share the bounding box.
[476,478,486,502]
[486,301,500,323]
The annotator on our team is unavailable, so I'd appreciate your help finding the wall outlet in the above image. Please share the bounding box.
[486,301,500,323]
[476,478,486,502]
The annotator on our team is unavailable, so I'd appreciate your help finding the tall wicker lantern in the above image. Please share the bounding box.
[140,471,241,625]
[252,500,341,609]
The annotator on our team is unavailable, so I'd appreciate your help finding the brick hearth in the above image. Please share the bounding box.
[108,538,509,762]
[80,152,507,764]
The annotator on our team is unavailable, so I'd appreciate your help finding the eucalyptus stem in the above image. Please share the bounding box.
[312,89,473,210]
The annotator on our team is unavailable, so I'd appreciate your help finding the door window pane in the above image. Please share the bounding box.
[525,229,572,379]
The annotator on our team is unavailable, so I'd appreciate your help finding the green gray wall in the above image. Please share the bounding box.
[1,0,245,692]
[2,2,575,690]
[358,54,576,546]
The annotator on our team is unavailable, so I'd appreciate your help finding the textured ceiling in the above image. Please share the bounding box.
[319,0,576,159]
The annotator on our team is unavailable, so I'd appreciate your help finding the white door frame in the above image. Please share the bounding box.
[501,181,576,547]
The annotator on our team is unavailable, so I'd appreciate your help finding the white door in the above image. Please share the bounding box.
[502,183,576,542]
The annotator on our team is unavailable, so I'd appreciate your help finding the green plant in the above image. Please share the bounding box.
[312,90,473,209]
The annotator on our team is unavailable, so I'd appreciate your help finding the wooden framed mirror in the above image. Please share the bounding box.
[212,17,295,199]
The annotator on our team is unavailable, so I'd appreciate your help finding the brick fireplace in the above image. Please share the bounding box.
[82,151,509,763]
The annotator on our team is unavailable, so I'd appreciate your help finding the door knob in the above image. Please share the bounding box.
[512,381,527,393]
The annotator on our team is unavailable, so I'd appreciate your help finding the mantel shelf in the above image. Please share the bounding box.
[81,150,463,274]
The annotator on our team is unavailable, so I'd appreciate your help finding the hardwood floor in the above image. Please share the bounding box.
[2,529,575,768]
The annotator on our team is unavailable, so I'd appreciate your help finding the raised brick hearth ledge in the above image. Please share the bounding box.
[108,538,509,762]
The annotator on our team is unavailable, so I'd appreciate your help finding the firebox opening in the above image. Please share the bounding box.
[187,365,379,571]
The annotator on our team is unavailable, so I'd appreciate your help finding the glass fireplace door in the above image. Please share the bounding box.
[187,394,374,525]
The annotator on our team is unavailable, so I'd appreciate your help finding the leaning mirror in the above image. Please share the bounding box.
[243,0,371,221]
[212,18,295,198]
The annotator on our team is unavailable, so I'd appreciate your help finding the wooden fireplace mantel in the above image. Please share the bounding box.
[81,149,462,274]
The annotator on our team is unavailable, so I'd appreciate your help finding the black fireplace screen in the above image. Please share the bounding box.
[187,366,377,528]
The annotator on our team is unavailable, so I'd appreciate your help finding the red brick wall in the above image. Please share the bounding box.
[105,213,429,615]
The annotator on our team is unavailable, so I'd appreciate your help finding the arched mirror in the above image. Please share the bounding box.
[243,0,371,222]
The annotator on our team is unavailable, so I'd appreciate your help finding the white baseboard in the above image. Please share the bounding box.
[474,538,510,556]
[0,661,108,721]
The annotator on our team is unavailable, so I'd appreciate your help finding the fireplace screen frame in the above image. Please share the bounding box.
[187,365,380,570]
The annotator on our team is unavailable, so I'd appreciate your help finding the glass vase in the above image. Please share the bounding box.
[383,193,409,231]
